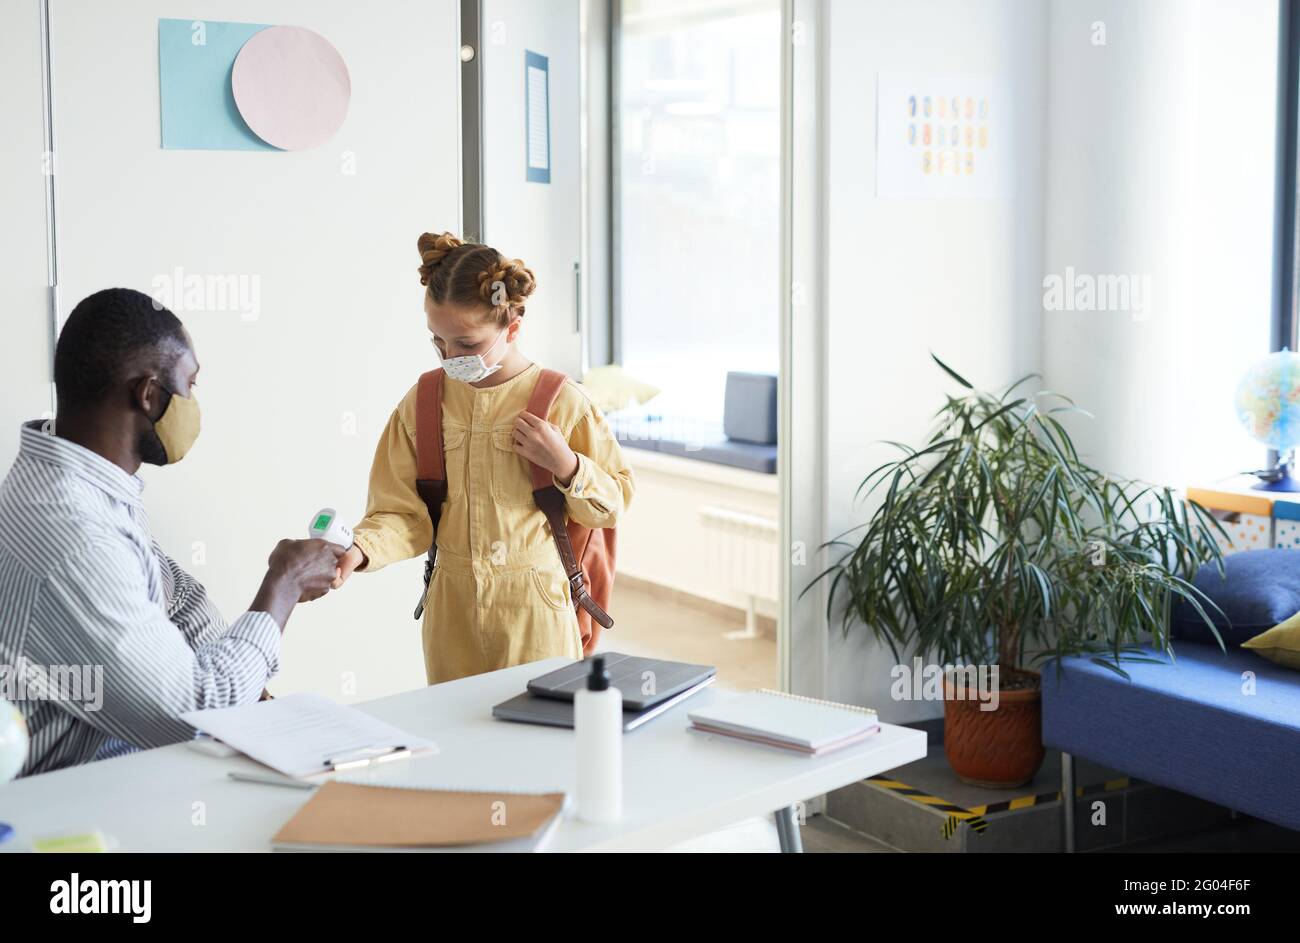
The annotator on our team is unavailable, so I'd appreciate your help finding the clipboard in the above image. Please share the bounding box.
[182,693,437,779]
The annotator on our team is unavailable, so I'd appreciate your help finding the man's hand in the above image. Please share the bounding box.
[252,539,345,629]
[332,544,367,590]
[268,538,344,602]
[513,411,579,486]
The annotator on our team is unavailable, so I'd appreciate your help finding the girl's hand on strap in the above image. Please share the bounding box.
[513,411,580,486]
[332,544,367,590]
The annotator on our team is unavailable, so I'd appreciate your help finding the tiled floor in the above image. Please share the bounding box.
[604,578,777,691]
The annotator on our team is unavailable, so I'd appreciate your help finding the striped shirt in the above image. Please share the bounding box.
[0,421,280,776]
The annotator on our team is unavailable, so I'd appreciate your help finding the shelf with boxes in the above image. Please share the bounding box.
[1187,476,1300,554]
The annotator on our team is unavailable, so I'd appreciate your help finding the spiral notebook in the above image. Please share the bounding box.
[687,689,880,757]
[271,782,567,853]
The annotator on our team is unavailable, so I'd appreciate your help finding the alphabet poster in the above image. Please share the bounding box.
[875,72,1012,199]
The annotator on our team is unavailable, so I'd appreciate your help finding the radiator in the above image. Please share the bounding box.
[698,504,779,640]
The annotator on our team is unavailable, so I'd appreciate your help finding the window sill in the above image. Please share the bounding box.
[623,446,778,494]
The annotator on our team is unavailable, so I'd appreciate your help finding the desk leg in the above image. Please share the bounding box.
[1061,751,1076,854]
[774,805,803,853]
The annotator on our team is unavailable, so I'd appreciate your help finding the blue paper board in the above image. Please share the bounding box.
[158,18,275,150]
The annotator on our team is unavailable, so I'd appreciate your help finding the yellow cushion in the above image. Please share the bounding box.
[1241,611,1300,669]
[579,364,660,414]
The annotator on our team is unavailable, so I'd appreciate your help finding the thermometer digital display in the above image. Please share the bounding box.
[308,507,353,548]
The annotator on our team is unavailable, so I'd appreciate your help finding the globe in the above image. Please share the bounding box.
[0,697,27,784]
[1234,349,1300,453]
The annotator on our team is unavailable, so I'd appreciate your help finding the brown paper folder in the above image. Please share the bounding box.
[272,782,567,852]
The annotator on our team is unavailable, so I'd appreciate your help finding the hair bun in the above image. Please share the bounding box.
[478,258,537,309]
[417,231,464,286]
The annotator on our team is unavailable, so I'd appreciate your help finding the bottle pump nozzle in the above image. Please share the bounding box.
[587,655,610,692]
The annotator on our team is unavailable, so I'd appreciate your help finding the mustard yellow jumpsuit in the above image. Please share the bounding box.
[352,363,635,684]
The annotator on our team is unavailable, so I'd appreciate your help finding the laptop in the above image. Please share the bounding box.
[493,676,715,733]
[526,653,716,711]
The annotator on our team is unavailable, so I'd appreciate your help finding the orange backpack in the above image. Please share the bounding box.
[411,367,615,654]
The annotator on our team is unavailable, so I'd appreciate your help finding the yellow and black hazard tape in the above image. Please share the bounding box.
[867,777,990,838]
[867,774,1138,840]
[970,776,1135,817]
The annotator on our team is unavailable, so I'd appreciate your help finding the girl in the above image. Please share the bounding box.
[334,232,634,684]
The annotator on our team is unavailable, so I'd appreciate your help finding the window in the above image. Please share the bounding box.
[614,0,781,429]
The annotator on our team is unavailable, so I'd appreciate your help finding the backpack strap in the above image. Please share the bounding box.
[526,369,614,630]
[413,368,448,620]
[524,369,569,488]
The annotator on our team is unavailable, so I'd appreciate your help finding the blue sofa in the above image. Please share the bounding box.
[1042,640,1300,849]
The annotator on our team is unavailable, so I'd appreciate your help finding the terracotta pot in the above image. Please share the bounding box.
[942,669,1044,788]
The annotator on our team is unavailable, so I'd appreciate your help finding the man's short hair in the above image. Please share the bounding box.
[54,288,190,409]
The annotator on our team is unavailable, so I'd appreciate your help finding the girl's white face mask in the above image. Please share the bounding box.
[436,328,508,383]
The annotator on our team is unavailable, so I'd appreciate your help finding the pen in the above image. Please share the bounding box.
[227,771,316,790]
[323,745,410,772]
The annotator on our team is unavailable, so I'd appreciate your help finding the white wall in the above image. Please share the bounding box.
[1042,0,1278,485]
[481,0,584,377]
[581,0,611,370]
[806,0,1279,718]
[617,451,778,612]
[0,0,54,467]
[816,0,1049,718]
[47,0,461,702]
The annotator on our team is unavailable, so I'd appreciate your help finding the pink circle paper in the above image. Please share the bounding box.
[232,26,350,151]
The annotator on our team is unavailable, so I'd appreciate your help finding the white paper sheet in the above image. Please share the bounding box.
[182,693,436,779]
[527,64,550,171]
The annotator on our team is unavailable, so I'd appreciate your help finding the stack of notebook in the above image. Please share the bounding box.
[271,782,567,853]
[687,690,880,757]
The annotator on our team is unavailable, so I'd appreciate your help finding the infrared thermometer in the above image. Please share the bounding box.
[307,507,353,548]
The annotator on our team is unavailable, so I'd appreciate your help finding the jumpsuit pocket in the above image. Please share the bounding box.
[420,563,442,610]
[443,424,468,499]
[492,427,537,507]
[530,566,572,611]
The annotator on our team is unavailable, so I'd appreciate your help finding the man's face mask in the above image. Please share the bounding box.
[141,384,201,466]
[436,327,509,384]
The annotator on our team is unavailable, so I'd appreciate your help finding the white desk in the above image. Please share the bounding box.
[0,658,926,852]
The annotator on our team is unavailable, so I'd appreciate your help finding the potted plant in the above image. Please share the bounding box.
[808,356,1225,787]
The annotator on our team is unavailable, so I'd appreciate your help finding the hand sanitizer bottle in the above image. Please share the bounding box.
[575,655,622,823]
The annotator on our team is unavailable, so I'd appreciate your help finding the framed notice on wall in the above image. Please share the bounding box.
[875,72,1012,199]
[525,49,550,184]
